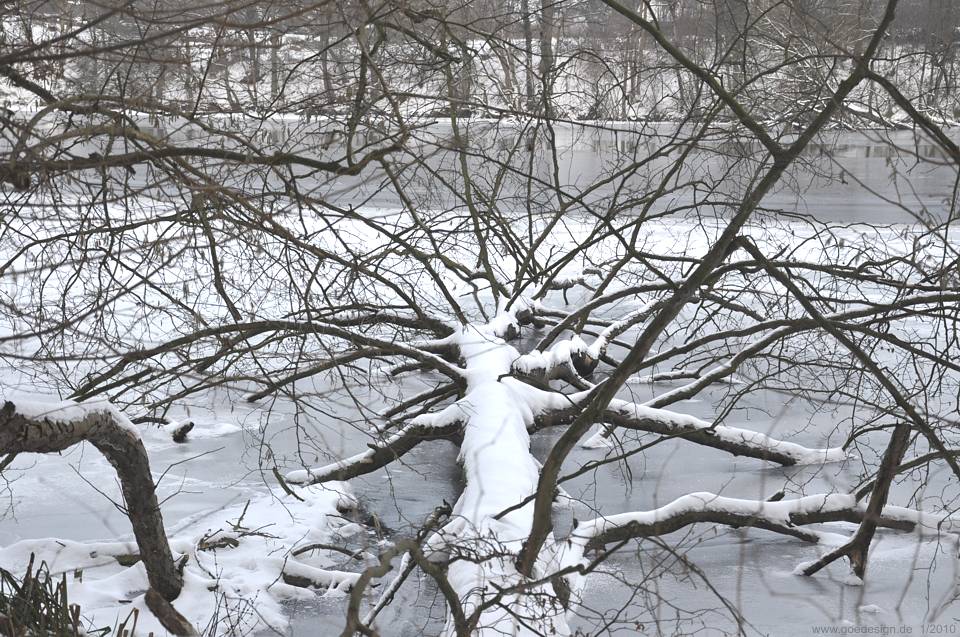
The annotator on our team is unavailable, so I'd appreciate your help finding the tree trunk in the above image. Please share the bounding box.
[521,0,535,112]
[538,0,554,117]
[321,34,334,101]
[0,400,193,635]
[246,6,260,91]
[270,32,281,100]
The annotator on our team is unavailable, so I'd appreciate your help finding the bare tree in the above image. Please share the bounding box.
[1,0,959,634]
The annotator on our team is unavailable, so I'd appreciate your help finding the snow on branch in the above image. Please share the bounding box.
[535,284,668,351]
[513,300,660,381]
[525,389,844,466]
[572,492,960,553]
[597,399,847,465]
[0,398,141,452]
[280,561,361,592]
[533,267,602,300]
[285,410,465,485]
[513,335,596,381]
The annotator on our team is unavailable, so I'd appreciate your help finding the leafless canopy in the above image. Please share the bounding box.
[1,0,959,635]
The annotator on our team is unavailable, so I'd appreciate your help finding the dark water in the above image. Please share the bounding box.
[10,117,956,225]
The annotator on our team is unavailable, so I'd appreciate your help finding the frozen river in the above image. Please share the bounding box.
[1,122,958,636]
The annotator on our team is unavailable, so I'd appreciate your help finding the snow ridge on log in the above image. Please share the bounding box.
[570,491,960,553]
[442,322,568,636]
[285,410,464,484]
[598,399,847,465]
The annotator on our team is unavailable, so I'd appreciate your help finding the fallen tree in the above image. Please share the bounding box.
[2,0,960,634]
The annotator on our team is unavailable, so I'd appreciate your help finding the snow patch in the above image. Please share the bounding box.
[0,482,361,636]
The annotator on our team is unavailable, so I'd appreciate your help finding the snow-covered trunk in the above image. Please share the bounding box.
[444,325,568,636]
[285,309,849,635]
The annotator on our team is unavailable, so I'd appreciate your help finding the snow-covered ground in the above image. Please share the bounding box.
[1,109,958,635]
[2,208,958,635]
[3,4,960,634]
[0,480,362,636]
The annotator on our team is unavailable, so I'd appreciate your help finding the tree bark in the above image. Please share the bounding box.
[521,0,536,112]
[538,0,554,116]
[0,400,192,634]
